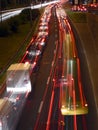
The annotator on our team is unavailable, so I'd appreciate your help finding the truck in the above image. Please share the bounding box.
[6,63,32,93]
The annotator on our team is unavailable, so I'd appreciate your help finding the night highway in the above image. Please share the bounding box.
[1,1,97,130]
[15,3,88,130]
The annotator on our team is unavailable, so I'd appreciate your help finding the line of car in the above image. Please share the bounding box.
[71,5,87,12]
[22,5,53,72]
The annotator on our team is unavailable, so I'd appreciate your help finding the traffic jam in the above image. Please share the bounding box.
[21,5,53,73]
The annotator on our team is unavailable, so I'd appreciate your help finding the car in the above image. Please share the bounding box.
[38,31,48,37]
[22,52,35,64]
[39,25,48,31]
[71,5,87,12]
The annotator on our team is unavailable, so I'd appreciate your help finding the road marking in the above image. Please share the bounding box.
[55,29,57,32]
[38,101,43,113]
[55,24,57,28]
[51,61,54,67]
[55,34,58,38]
[47,76,50,85]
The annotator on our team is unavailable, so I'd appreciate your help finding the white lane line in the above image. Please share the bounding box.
[55,34,58,38]
[47,76,50,85]
[38,101,43,113]
[54,49,56,53]
[51,61,54,67]
[55,29,58,32]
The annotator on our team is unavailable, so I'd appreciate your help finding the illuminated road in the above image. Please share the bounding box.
[16,5,60,130]
[15,3,88,130]
[15,3,89,130]
[0,2,90,130]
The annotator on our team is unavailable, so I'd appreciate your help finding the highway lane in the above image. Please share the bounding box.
[55,5,88,130]
[70,15,98,130]
[16,5,59,130]
[34,7,60,130]
[48,58,64,130]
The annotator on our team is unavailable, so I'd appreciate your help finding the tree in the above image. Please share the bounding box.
[1,0,7,9]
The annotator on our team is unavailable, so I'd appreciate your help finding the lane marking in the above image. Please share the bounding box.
[47,77,50,85]
[51,61,54,67]
[55,29,57,32]
[38,101,43,113]
[55,34,58,38]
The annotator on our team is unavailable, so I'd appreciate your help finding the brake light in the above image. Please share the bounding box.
[26,51,29,54]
